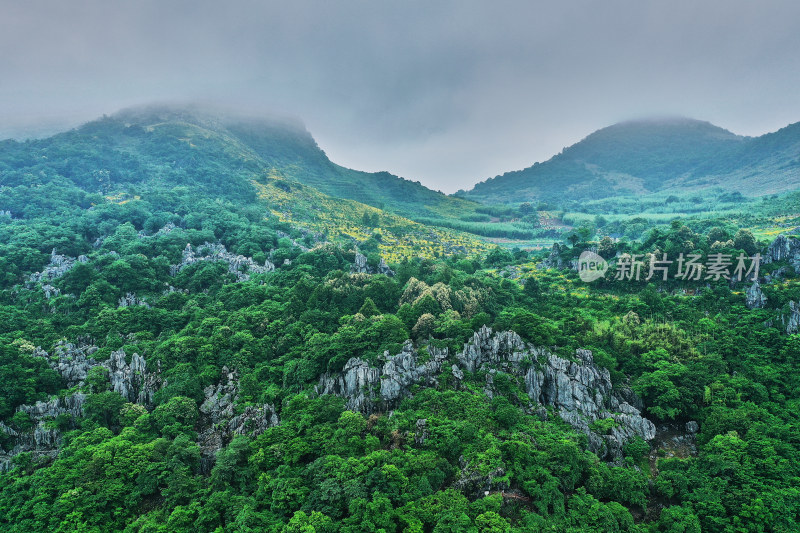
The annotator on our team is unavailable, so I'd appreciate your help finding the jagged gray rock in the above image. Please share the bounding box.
[29,248,77,283]
[316,358,381,413]
[33,342,162,405]
[0,393,87,472]
[414,419,429,445]
[2,344,166,470]
[764,234,800,267]
[118,292,150,308]
[105,350,162,405]
[538,243,567,270]
[42,284,60,299]
[745,280,768,309]
[172,242,275,281]
[316,325,655,459]
[352,252,369,273]
[787,301,800,335]
[350,251,395,277]
[198,367,279,467]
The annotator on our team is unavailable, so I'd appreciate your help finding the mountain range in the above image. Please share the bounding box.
[460,117,800,205]
[3,105,799,222]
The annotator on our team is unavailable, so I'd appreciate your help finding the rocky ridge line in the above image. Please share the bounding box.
[317,326,655,459]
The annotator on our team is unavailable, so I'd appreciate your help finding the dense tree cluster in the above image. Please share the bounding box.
[1,113,799,531]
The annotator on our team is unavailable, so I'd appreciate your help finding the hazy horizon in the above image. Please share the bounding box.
[2,1,799,193]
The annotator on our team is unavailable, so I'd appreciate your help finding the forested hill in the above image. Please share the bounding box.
[76,104,482,220]
[2,105,800,531]
[461,117,800,204]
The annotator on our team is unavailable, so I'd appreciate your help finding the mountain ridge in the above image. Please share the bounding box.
[460,116,800,205]
[108,104,484,220]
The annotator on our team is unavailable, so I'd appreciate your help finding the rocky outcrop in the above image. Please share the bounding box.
[33,342,163,405]
[171,242,275,281]
[745,280,768,309]
[350,252,395,277]
[28,248,77,284]
[105,350,163,405]
[538,243,568,270]
[1,343,167,470]
[538,243,584,271]
[316,358,381,413]
[27,250,89,299]
[37,340,99,388]
[42,284,61,299]
[4,344,283,473]
[118,292,149,308]
[198,367,279,469]
[0,394,87,472]
[763,235,800,268]
[316,326,655,459]
[453,457,508,500]
[786,301,800,335]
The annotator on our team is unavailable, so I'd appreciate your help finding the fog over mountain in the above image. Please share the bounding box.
[2,1,800,192]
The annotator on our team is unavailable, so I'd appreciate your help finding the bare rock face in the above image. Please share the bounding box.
[4,343,282,473]
[745,280,768,309]
[198,367,279,470]
[787,301,800,335]
[105,350,163,405]
[377,257,395,276]
[44,340,99,387]
[352,252,369,273]
[316,325,655,459]
[118,292,149,308]
[0,393,87,472]
[1,343,167,470]
[350,252,395,277]
[764,235,800,268]
[29,248,77,284]
[316,358,381,413]
[172,242,275,281]
[42,284,61,299]
[33,342,163,405]
[538,243,567,270]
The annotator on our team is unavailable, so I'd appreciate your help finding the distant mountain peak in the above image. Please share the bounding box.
[464,117,799,204]
[112,101,308,133]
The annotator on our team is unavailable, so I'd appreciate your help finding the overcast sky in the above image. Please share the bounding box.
[2,1,799,193]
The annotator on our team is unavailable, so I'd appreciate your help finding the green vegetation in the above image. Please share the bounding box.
[1,108,799,531]
[462,117,800,206]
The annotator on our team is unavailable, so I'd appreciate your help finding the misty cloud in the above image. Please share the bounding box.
[1,0,799,192]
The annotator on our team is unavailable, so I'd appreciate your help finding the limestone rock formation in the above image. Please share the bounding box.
[42,284,61,299]
[0,393,87,471]
[764,234,800,266]
[787,301,800,335]
[1,342,168,470]
[198,367,279,468]
[33,342,163,405]
[39,340,99,388]
[350,252,395,276]
[745,280,768,309]
[29,248,77,283]
[538,243,568,270]
[118,292,149,308]
[316,326,655,459]
[105,350,163,405]
[172,242,275,281]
